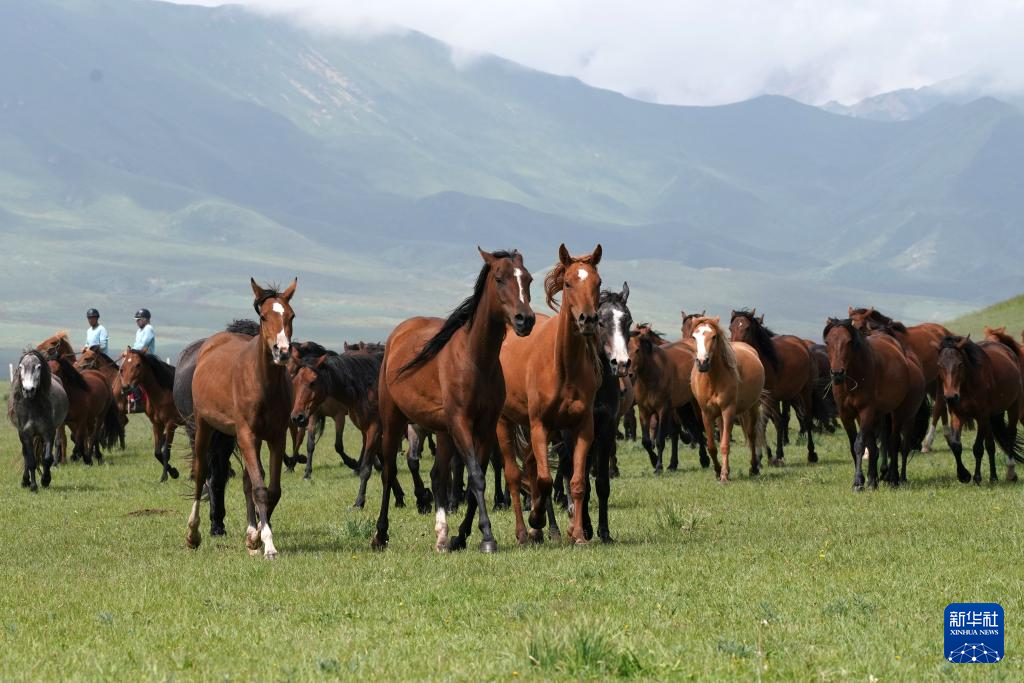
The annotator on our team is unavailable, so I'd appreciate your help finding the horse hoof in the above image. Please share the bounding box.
[448,535,467,552]
[1009,473,1019,483]
[395,497,406,509]
[920,446,931,454]
[600,532,614,544]
[264,549,278,561]
[303,473,311,481]
[370,532,388,551]
[210,525,226,537]
[479,540,498,554]
[41,473,51,488]
[653,467,663,475]
[29,483,38,493]
[159,472,168,483]
[808,452,819,464]
[21,479,29,488]
[749,467,760,477]
[284,465,295,473]
[957,471,972,484]
[667,464,678,471]
[293,455,308,464]
[549,529,563,543]
[169,467,180,480]
[699,456,711,469]
[527,528,544,544]
[185,529,201,550]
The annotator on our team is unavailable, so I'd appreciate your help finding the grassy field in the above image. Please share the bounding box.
[1,405,1023,682]
[946,295,1024,338]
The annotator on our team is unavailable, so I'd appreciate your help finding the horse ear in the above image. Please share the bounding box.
[477,246,496,265]
[558,243,572,266]
[315,354,328,368]
[847,306,855,316]
[620,281,629,302]
[757,314,764,324]
[281,278,298,303]
[730,310,738,318]
[589,244,602,266]
[250,277,264,300]
[710,316,721,326]
[700,309,706,316]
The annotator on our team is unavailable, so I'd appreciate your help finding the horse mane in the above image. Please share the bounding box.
[850,307,908,333]
[226,319,260,336]
[399,250,519,375]
[315,352,382,413]
[731,309,780,372]
[129,349,175,390]
[823,318,868,352]
[984,327,1023,358]
[867,322,913,354]
[295,340,336,360]
[599,289,626,308]
[12,349,52,401]
[692,317,738,372]
[54,355,90,392]
[939,336,990,378]
[634,323,667,344]
[85,347,119,367]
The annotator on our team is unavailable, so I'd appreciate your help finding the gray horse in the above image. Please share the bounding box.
[8,349,68,491]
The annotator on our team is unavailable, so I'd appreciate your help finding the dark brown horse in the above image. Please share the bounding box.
[849,307,951,452]
[681,310,706,339]
[76,346,129,450]
[729,309,827,464]
[119,348,183,482]
[185,278,297,559]
[373,249,535,552]
[938,333,1024,483]
[497,244,602,545]
[823,318,928,489]
[47,356,120,465]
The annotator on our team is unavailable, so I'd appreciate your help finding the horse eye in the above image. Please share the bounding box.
[495,277,505,284]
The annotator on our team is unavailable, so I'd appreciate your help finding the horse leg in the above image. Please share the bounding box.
[489,447,506,511]
[849,417,866,491]
[780,402,791,446]
[20,434,37,492]
[700,409,722,478]
[1007,404,1020,482]
[567,420,594,544]
[921,385,944,453]
[985,430,998,483]
[336,416,358,471]
[430,433,454,552]
[653,407,670,474]
[718,408,736,483]
[772,400,785,464]
[302,419,316,479]
[496,419,529,545]
[41,435,54,488]
[527,422,553,542]
[284,424,300,471]
[164,423,180,480]
[185,419,212,549]
[353,441,375,509]
[449,453,465,513]
[743,408,760,476]
[594,412,614,543]
[406,432,434,515]
[207,433,230,536]
[545,494,563,542]
[262,435,286,558]
[640,410,658,470]
[971,429,985,485]
[668,412,680,471]
[235,430,275,559]
[947,415,970,483]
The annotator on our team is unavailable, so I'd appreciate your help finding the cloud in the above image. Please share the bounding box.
[171,0,1024,105]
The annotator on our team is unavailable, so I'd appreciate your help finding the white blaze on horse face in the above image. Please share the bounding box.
[513,268,526,304]
[694,324,712,362]
[270,302,290,351]
[610,309,629,366]
[272,303,285,314]
[577,268,588,281]
[21,363,36,391]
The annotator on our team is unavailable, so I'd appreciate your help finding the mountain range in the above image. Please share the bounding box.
[2,0,1022,359]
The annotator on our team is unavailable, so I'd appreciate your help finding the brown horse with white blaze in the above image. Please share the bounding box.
[185,278,297,559]
[119,348,183,482]
[373,249,535,552]
[689,316,767,482]
[497,244,604,545]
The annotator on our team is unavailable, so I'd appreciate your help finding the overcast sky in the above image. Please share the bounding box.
[174,0,1024,106]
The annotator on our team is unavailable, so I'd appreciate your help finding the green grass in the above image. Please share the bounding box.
[946,294,1024,337]
[1,411,1022,682]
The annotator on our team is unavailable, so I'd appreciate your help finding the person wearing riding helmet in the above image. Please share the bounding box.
[84,308,108,354]
[133,308,156,356]
[129,309,156,413]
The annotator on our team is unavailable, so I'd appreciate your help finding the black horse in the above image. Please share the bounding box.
[173,319,258,536]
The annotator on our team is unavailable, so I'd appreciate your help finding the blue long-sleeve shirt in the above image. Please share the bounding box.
[85,325,108,353]
[133,324,156,356]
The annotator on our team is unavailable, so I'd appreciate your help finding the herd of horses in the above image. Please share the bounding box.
[8,245,1024,558]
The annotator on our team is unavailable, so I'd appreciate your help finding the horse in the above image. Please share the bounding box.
[729,309,828,465]
[823,318,928,489]
[76,346,129,450]
[849,307,951,451]
[373,248,535,553]
[680,310,706,339]
[174,319,258,538]
[119,347,183,482]
[185,278,297,559]
[628,327,707,473]
[617,376,636,446]
[496,244,602,545]
[689,316,767,482]
[37,332,76,361]
[47,356,120,465]
[937,333,1024,484]
[7,350,68,491]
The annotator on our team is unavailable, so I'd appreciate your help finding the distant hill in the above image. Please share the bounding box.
[821,76,1024,122]
[945,294,1024,337]
[2,0,1022,359]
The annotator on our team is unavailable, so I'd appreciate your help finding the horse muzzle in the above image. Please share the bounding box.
[512,313,536,337]
[610,357,630,378]
[271,347,290,365]
[945,394,960,407]
[830,370,846,384]
[576,313,598,336]
[696,358,712,373]
[291,412,308,428]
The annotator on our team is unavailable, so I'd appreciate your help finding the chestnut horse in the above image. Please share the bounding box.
[497,244,603,545]
[76,346,129,450]
[849,307,951,451]
[823,318,928,489]
[185,278,297,559]
[373,249,535,552]
[937,333,1024,484]
[47,356,119,465]
[628,328,707,472]
[119,347,183,482]
[729,309,827,465]
[37,332,76,362]
[689,317,767,482]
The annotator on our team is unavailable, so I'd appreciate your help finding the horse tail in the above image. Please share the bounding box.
[99,399,124,450]
[809,376,837,430]
[989,412,1024,463]
[909,396,931,451]
[675,401,704,443]
[313,414,326,442]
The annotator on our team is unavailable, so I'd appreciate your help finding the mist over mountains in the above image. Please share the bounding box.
[2,0,1022,358]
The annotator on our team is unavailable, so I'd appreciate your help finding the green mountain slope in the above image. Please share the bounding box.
[945,295,1024,337]
[1,0,1022,357]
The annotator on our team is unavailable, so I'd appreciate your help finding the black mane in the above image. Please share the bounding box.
[399,250,518,375]
[732,309,780,372]
[129,349,176,390]
[54,355,90,392]
[84,346,119,367]
[939,335,988,369]
[312,352,382,412]
[226,319,260,337]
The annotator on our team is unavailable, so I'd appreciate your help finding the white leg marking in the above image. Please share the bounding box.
[187,500,201,529]
[435,507,449,552]
[922,423,936,451]
[513,268,525,304]
[261,523,278,559]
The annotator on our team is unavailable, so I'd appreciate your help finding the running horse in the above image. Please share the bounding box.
[689,316,767,482]
[729,309,827,465]
[849,307,951,451]
[8,350,68,491]
[497,244,603,545]
[823,318,928,489]
[76,346,129,450]
[372,248,535,552]
[119,348,183,482]
[937,332,1024,483]
[47,356,120,465]
[185,278,297,559]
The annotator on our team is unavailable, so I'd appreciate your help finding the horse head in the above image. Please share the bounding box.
[479,247,535,337]
[599,283,632,377]
[251,277,297,366]
[691,316,724,373]
[546,243,602,336]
